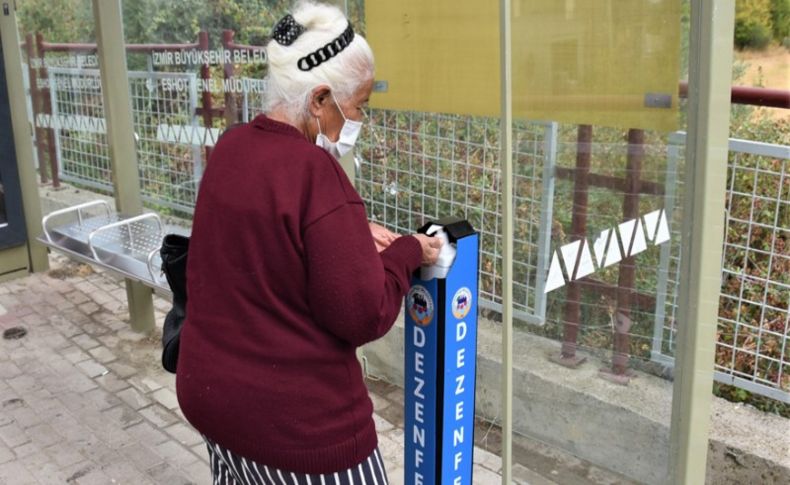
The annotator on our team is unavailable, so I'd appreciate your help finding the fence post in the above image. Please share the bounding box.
[198,31,213,164]
[35,33,59,188]
[553,124,592,367]
[221,30,239,126]
[92,0,155,333]
[602,128,644,384]
[24,34,47,185]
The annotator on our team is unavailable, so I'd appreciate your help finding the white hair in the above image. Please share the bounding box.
[264,1,374,122]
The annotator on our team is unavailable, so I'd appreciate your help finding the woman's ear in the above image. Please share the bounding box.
[308,85,332,118]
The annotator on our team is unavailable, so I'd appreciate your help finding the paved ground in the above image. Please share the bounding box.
[0,255,629,484]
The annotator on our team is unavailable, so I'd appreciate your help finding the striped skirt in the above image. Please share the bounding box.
[204,437,389,485]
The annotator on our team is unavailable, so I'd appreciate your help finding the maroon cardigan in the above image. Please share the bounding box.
[176,115,422,473]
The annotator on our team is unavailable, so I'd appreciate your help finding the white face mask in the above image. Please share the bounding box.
[315,94,363,159]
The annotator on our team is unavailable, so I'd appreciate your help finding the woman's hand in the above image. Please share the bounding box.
[413,234,443,265]
[369,222,400,252]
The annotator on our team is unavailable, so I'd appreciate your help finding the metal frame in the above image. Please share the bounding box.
[668,1,736,483]
[499,0,513,482]
[0,1,49,272]
[38,200,176,292]
[92,0,155,333]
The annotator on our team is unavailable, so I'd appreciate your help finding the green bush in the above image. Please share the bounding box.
[735,19,774,48]
[771,0,790,40]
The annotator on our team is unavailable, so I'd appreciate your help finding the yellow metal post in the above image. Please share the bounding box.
[92,0,154,333]
[668,1,735,483]
[0,2,50,273]
[499,0,513,483]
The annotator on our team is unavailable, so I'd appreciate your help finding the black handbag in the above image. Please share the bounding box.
[160,234,190,373]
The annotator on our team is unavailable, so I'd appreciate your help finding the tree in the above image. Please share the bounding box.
[735,0,774,49]
[18,0,94,42]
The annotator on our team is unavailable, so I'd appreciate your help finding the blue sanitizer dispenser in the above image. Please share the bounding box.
[404,218,479,485]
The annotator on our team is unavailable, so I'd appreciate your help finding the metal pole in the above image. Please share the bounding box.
[24,34,47,184]
[0,1,49,272]
[668,1,735,483]
[92,0,155,333]
[221,30,238,126]
[556,125,592,367]
[606,128,644,383]
[199,31,213,164]
[498,0,513,482]
[36,33,59,188]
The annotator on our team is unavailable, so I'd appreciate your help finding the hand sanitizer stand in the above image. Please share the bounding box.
[404,218,479,485]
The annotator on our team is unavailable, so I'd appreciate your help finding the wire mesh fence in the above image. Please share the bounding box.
[34,66,789,403]
[46,67,111,192]
[356,110,555,323]
[654,134,790,403]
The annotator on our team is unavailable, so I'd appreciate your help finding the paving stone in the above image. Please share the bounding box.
[374,412,395,433]
[96,332,120,348]
[0,443,13,464]
[125,421,169,446]
[164,422,203,447]
[0,422,30,448]
[116,386,152,410]
[85,387,123,411]
[6,375,41,395]
[26,422,62,448]
[12,442,38,459]
[101,404,144,429]
[94,371,131,393]
[59,461,99,483]
[513,463,559,485]
[117,442,164,471]
[8,404,43,429]
[191,442,209,463]
[59,345,92,365]
[74,467,115,485]
[473,446,503,473]
[153,440,201,468]
[65,291,91,305]
[76,360,109,379]
[146,461,195,485]
[87,345,117,364]
[0,460,38,484]
[182,459,213,485]
[107,361,138,379]
[139,403,179,428]
[72,334,101,350]
[19,450,66,483]
[151,387,179,410]
[44,441,87,468]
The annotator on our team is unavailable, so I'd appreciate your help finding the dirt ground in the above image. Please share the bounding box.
[736,44,789,89]
[734,44,789,120]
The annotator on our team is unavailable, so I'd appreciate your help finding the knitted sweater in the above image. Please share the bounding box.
[176,115,422,473]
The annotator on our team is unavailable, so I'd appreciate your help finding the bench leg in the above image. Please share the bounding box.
[125,280,155,333]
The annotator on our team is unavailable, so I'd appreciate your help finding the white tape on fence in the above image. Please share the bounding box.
[35,114,106,134]
[156,124,222,147]
[544,209,672,293]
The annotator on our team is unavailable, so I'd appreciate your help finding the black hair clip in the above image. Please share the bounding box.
[297,23,355,71]
[272,14,305,46]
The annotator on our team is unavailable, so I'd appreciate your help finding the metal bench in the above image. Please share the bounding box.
[38,200,188,294]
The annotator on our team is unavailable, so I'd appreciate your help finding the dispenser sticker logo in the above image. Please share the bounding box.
[408,286,434,326]
[452,287,472,319]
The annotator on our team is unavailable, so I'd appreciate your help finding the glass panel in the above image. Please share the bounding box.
[511,1,686,482]
[362,1,695,483]
[19,0,777,483]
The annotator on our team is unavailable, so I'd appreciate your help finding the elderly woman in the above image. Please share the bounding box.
[176,2,441,484]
